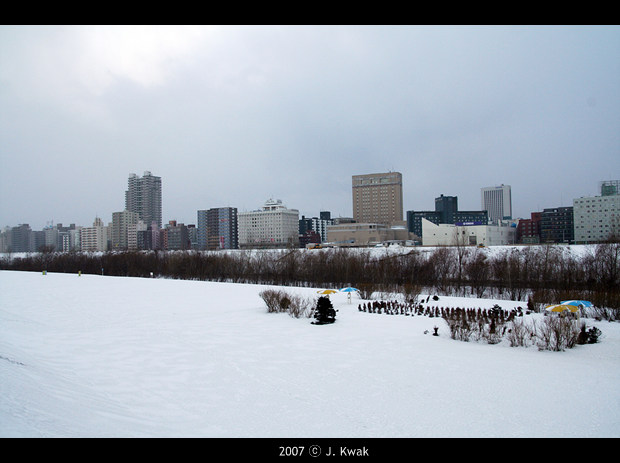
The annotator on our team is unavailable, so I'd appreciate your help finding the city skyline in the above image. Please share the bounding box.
[1,26,618,230]
[2,172,618,251]
[0,169,614,232]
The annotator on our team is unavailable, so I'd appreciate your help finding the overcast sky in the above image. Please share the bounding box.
[1,25,618,230]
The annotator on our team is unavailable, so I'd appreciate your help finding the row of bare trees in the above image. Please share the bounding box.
[2,242,619,308]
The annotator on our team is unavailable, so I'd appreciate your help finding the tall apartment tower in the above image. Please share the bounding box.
[125,171,162,229]
[352,172,403,225]
[481,184,512,224]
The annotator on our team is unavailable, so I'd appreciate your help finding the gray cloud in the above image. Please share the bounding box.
[1,25,618,229]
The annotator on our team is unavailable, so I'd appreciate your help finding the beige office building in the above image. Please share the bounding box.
[352,172,403,225]
[327,222,413,247]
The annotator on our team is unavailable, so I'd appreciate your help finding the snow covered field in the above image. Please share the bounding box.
[1,269,619,438]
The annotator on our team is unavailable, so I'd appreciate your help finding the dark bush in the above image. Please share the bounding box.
[577,323,602,344]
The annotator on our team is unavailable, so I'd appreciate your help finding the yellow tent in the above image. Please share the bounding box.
[545,304,580,313]
[317,289,338,295]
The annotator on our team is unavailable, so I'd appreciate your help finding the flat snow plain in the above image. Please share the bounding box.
[1,270,619,438]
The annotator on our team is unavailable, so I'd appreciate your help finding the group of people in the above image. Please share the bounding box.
[358,299,526,322]
[358,299,426,316]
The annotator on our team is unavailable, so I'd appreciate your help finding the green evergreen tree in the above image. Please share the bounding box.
[312,296,336,325]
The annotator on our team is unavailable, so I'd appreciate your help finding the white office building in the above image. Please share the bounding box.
[238,199,299,248]
[481,184,512,224]
[421,218,516,246]
[573,193,620,243]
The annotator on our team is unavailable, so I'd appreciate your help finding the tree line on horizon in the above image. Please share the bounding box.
[1,242,619,310]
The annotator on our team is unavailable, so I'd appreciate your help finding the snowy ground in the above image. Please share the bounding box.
[1,269,619,438]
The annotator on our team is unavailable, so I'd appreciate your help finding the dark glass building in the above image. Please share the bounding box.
[407,195,488,240]
[540,206,574,243]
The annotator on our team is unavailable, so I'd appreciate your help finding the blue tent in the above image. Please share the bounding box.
[340,287,359,304]
[561,300,593,308]
[340,287,359,293]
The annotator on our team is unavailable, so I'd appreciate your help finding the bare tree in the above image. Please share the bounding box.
[464,250,489,298]
[452,226,471,295]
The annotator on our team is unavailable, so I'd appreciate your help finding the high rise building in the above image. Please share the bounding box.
[125,171,162,229]
[352,172,403,225]
[481,184,512,224]
[197,207,238,250]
